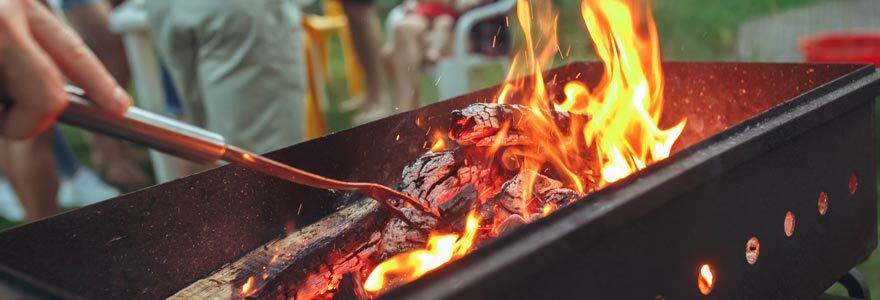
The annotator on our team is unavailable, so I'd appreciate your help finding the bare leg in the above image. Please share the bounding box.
[424,15,454,64]
[66,2,148,186]
[340,2,387,112]
[385,14,428,111]
[65,1,129,85]
[0,131,59,221]
[88,134,148,186]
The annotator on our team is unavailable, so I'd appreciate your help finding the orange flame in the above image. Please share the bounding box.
[364,212,480,293]
[364,0,685,295]
[429,130,447,152]
[698,264,714,295]
[576,0,685,184]
[542,202,557,216]
[241,276,255,296]
[497,0,684,189]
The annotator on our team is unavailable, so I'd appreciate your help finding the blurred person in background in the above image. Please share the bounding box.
[146,0,307,170]
[62,0,148,189]
[0,0,133,221]
[339,0,391,124]
[384,0,481,111]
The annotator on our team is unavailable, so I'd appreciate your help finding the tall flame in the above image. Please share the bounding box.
[504,0,685,188]
[576,0,685,184]
[363,0,685,294]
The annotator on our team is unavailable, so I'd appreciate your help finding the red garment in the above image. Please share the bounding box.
[416,3,458,19]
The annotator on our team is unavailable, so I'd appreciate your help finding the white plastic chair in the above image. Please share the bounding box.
[48,0,178,183]
[109,0,179,183]
[109,0,322,182]
[386,0,515,100]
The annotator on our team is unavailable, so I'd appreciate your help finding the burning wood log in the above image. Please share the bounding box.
[169,187,479,300]
[399,149,510,213]
[448,103,584,147]
[479,171,581,239]
[379,185,478,260]
[172,103,589,300]
[331,273,368,300]
[169,198,387,300]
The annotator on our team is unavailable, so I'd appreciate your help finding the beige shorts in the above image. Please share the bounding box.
[147,0,306,154]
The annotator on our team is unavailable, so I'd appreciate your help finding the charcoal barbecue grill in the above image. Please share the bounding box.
[0,62,877,299]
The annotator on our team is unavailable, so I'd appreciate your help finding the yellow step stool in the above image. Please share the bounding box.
[302,0,365,139]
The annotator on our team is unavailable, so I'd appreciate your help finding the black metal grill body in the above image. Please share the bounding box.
[0,62,876,300]
[383,64,880,300]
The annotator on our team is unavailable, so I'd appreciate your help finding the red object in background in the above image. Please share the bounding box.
[799,31,880,67]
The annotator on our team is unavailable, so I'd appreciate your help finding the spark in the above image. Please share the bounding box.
[241,276,255,295]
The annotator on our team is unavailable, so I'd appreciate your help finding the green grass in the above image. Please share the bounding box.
[860,242,880,297]
[650,0,828,60]
[0,217,18,231]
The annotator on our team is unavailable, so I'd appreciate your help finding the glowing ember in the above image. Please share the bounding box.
[364,212,480,293]
[241,276,255,296]
[429,130,447,152]
[542,202,557,216]
[698,264,714,295]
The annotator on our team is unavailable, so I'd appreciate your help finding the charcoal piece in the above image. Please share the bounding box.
[490,171,562,216]
[541,188,581,208]
[449,103,579,145]
[400,148,508,212]
[400,150,459,207]
[331,273,368,300]
[380,185,480,259]
[424,176,462,211]
[483,173,530,228]
[474,132,534,147]
[494,214,527,237]
[379,213,429,259]
[477,171,585,239]
[438,185,479,232]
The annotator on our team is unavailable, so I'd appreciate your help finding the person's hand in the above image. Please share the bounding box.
[0,0,131,139]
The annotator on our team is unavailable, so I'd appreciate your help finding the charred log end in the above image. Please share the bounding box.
[449,103,505,143]
[331,273,369,300]
[449,112,484,142]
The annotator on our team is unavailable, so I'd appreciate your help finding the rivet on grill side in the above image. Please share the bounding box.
[745,237,760,265]
[784,211,796,237]
[818,192,829,215]
[849,173,858,195]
